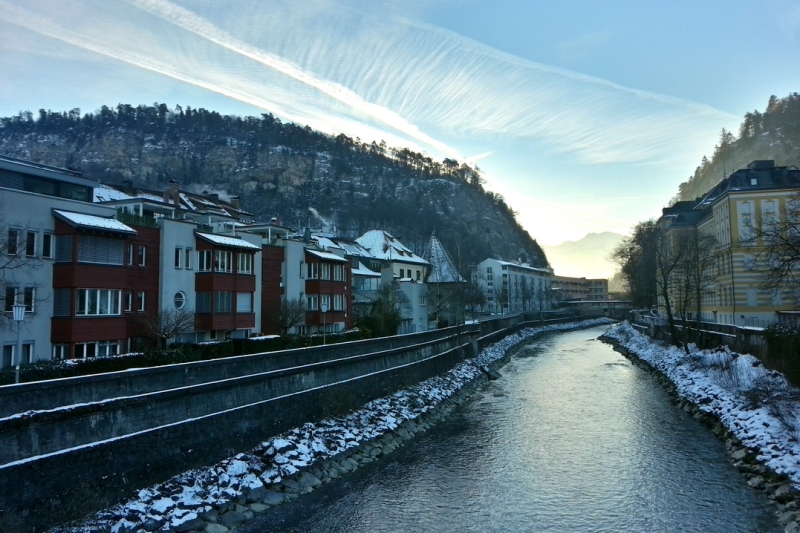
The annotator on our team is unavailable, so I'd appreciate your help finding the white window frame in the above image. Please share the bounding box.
[174,246,183,268]
[238,253,253,274]
[215,250,233,273]
[307,295,318,311]
[321,263,331,280]
[185,248,193,270]
[25,230,37,257]
[333,294,344,311]
[76,289,122,316]
[42,233,54,259]
[138,245,147,266]
[198,250,212,272]
[333,264,344,281]
[137,290,146,312]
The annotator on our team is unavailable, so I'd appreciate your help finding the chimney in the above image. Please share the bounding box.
[163,189,170,203]
[231,196,240,210]
[121,179,134,194]
[168,180,180,205]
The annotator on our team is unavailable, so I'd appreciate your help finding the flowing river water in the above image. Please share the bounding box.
[241,326,782,532]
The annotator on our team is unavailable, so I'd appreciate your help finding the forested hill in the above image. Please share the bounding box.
[676,92,800,202]
[0,104,547,270]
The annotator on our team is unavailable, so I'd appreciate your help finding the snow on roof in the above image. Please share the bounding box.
[53,210,137,235]
[423,233,465,283]
[179,193,197,211]
[335,240,373,258]
[306,249,348,262]
[93,185,134,203]
[314,237,342,251]
[195,233,261,250]
[493,259,551,274]
[352,261,381,277]
[356,230,430,266]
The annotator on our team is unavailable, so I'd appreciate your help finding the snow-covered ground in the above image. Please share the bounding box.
[604,322,800,488]
[60,318,613,533]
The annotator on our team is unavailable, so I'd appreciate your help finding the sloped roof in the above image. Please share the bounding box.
[306,249,348,262]
[195,233,261,250]
[356,230,430,266]
[53,210,137,235]
[422,232,464,283]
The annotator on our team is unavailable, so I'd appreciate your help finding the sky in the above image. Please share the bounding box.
[1,0,799,246]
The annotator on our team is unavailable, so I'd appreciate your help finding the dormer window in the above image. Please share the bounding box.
[751,178,757,185]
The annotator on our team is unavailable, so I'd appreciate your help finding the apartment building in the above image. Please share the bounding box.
[659,160,800,327]
[474,258,553,314]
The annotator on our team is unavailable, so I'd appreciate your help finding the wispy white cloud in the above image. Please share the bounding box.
[556,30,612,63]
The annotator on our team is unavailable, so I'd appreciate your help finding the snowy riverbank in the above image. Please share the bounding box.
[58,318,614,533]
[602,321,800,532]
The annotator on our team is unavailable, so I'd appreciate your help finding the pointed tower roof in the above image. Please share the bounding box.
[422,232,465,283]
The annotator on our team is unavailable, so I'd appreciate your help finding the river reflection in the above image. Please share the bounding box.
[241,326,781,532]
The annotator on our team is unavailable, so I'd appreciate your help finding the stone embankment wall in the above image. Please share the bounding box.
[602,336,800,533]
[0,315,581,532]
[55,318,606,533]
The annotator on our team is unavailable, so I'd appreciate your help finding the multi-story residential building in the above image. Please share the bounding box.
[0,155,140,364]
[587,279,609,301]
[552,276,589,302]
[474,258,553,314]
[659,160,800,327]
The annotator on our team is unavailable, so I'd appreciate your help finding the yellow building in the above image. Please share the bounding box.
[660,161,800,327]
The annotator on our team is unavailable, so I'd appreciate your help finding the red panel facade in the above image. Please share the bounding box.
[260,245,285,335]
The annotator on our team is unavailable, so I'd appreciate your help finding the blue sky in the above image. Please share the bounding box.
[1,0,798,245]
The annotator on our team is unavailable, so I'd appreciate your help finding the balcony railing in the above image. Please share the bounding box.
[117,211,158,228]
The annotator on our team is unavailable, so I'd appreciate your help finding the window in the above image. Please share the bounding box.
[320,295,330,312]
[78,235,124,265]
[238,253,252,274]
[307,295,318,311]
[196,292,211,313]
[22,343,33,364]
[184,248,192,270]
[214,291,232,313]
[42,233,53,259]
[399,268,404,278]
[137,291,146,312]
[4,287,16,312]
[174,292,186,309]
[236,292,252,312]
[75,342,96,359]
[198,250,212,272]
[215,250,232,272]
[138,245,147,266]
[333,294,344,311]
[97,341,119,358]
[124,290,133,312]
[126,243,134,265]
[23,287,34,312]
[321,263,331,280]
[333,264,344,281]
[76,289,122,316]
[2,345,11,368]
[416,270,421,281]
[53,344,69,361]
[175,247,183,268]
[25,231,36,257]
[420,295,427,306]
[307,262,319,279]
[7,229,19,255]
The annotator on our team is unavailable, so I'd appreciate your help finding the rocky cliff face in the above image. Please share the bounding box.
[0,105,548,269]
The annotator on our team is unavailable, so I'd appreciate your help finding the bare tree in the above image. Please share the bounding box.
[655,227,691,352]
[137,307,195,349]
[268,296,307,336]
[463,279,486,321]
[751,195,800,301]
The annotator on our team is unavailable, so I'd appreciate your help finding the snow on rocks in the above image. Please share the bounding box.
[57,318,612,533]
[603,321,800,529]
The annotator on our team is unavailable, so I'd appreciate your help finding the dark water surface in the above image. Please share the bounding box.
[241,326,781,532]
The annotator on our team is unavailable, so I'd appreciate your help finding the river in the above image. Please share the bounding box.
[241,326,782,532]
